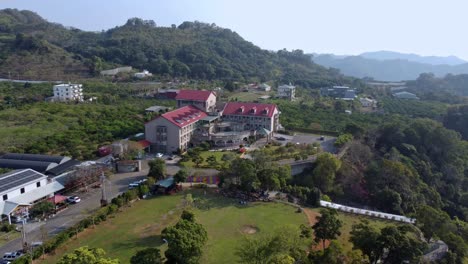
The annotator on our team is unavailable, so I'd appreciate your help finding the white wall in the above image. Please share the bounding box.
[1,178,47,201]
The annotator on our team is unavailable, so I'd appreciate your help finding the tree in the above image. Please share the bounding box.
[312,153,342,193]
[148,159,165,179]
[415,205,451,242]
[206,155,218,167]
[349,221,383,264]
[30,201,54,219]
[312,209,342,250]
[236,226,305,264]
[308,240,347,264]
[174,169,188,183]
[130,248,162,264]
[57,246,118,264]
[161,213,207,264]
[350,221,426,264]
[192,154,204,168]
[181,210,196,222]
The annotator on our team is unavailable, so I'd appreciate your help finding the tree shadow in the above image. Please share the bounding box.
[112,234,165,250]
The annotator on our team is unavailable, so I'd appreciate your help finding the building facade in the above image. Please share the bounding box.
[175,90,217,112]
[277,84,296,100]
[53,83,83,101]
[320,86,356,100]
[145,105,208,153]
[0,169,64,224]
[145,91,281,153]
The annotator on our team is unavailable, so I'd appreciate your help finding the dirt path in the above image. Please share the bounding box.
[303,208,330,250]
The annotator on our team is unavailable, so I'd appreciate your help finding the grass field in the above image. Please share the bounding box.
[38,190,308,264]
[227,91,271,102]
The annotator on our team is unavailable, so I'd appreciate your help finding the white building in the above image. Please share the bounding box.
[259,83,271,92]
[277,84,296,100]
[134,70,153,78]
[0,169,64,224]
[53,83,83,102]
[359,98,377,107]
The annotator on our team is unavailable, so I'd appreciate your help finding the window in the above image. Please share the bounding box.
[2,194,7,201]
[20,188,25,194]
[36,182,41,187]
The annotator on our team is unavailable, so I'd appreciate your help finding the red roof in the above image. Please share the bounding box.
[175,90,214,101]
[48,194,67,204]
[157,105,207,128]
[222,102,277,118]
[137,140,151,149]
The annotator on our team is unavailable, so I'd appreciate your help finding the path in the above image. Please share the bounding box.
[303,208,330,251]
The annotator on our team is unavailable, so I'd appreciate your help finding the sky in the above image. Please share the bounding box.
[1,0,467,60]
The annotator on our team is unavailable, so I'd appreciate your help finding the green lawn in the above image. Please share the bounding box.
[180,150,239,168]
[39,190,308,264]
[227,91,271,102]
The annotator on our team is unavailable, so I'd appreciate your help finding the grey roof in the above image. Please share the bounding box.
[156,177,175,188]
[1,153,70,164]
[0,159,58,173]
[46,159,81,176]
[0,169,47,194]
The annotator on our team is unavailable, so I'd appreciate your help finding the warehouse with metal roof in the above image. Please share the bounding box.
[1,153,70,164]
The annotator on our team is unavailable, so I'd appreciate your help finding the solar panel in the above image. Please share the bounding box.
[0,169,46,194]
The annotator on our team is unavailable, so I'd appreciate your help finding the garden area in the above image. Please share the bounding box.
[179,149,240,169]
[36,188,400,264]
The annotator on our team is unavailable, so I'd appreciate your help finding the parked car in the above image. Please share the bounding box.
[155,153,163,158]
[138,179,148,185]
[128,183,140,189]
[67,196,81,204]
[276,137,286,141]
[2,251,22,261]
[167,155,177,160]
[319,136,325,141]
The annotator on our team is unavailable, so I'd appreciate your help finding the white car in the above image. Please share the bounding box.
[128,183,140,189]
[67,196,81,204]
[155,153,164,158]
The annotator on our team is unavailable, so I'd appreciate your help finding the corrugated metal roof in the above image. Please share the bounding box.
[0,159,58,173]
[45,159,81,176]
[1,153,70,164]
[0,169,47,194]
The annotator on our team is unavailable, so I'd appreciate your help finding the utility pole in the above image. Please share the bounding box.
[21,219,27,252]
[100,172,108,206]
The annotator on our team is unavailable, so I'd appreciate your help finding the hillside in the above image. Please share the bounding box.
[360,51,466,66]
[0,9,351,87]
[313,53,468,81]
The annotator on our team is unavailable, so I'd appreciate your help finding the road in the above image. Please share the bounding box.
[0,165,149,256]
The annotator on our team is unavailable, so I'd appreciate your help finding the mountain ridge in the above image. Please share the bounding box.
[0,8,353,87]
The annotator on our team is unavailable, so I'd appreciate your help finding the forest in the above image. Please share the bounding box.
[0,9,359,88]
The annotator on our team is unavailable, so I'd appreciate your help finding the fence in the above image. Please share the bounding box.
[320,200,416,224]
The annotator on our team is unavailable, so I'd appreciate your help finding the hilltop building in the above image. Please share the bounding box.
[277,84,296,100]
[320,86,356,100]
[145,90,280,153]
[134,70,153,78]
[53,83,83,102]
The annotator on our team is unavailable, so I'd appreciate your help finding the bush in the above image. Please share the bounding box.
[0,223,16,232]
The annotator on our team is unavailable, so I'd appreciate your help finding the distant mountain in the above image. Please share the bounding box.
[360,51,467,66]
[312,53,468,81]
[0,9,352,87]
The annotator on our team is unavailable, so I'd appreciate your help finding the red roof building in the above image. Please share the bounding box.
[222,102,280,133]
[222,102,277,118]
[175,90,217,112]
[160,105,207,128]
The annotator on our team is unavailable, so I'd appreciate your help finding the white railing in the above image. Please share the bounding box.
[320,200,416,224]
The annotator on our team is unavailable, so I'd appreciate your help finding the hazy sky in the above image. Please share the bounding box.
[1,0,467,59]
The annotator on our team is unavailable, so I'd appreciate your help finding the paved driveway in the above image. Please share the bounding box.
[0,165,149,256]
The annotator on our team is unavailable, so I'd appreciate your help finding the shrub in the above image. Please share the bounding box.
[0,223,16,232]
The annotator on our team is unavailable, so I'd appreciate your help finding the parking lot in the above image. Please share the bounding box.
[273,133,337,153]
